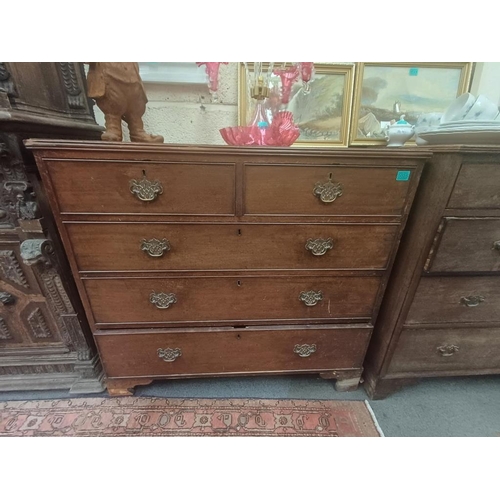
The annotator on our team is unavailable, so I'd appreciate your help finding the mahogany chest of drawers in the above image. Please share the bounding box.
[364,146,500,399]
[27,140,427,396]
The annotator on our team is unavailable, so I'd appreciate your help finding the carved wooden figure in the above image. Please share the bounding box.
[86,63,164,143]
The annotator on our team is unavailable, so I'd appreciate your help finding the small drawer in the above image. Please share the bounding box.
[45,160,235,215]
[66,222,398,272]
[387,327,500,375]
[426,218,500,273]
[407,276,500,325]
[448,163,500,209]
[95,325,372,378]
[83,276,381,327]
[244,165,414,216]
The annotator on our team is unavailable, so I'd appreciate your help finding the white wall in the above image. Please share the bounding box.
[469,62,500,105]
[92,62,499,144]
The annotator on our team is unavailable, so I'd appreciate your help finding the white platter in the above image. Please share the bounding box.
[438,121,500,129]
[418,127,500,145]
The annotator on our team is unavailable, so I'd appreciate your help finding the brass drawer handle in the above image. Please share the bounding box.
[313,174,343,203]
[305,238,333,256]
[157,347,182,362]
[460,295,485,307]
[150,292,177,309]
[299,290,323,307]
[437,344,459,357]
[293,344,317,357]
[141,238,171,257]
[493,240,500,252]
[130,173,163,202]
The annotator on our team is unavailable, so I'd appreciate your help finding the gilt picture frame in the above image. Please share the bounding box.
[349,62,473,146]
[238,63,355,147]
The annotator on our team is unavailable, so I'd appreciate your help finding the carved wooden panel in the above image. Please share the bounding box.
[0,63,103,392]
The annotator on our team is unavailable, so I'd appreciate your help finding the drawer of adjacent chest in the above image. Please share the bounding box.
[66,222,398,272]
[44,160,235,215]
[244,165,415,216]
[95,325,372,378]
[406,276,500,325]
[426,218,500,273]
[447,163,500,209]
[83,276,381,327]
[387,327,500,375]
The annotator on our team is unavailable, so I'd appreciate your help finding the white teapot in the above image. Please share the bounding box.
[385,115,415,147]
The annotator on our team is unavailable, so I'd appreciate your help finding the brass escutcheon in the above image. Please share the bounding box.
[157,347,182,362]
[299,290,323,307]
[293,344,317,357]
[305,238,334,256]
[150,292,177,309]
[141,238,171,258]
[437,344,459,357]
[460,295,485,307]
[313,173,343,203]
[130,173,163,202]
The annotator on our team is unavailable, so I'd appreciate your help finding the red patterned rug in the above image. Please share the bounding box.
[0,397,382,437]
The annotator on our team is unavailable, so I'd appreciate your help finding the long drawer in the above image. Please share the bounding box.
[44,160,236,215]
[387,327,500,374]
[406,276,500,325]
[83,276,381,327]
[96,325,372,378]
[66,222,398,272]
[244,165,414,216]
[426,218,500,273]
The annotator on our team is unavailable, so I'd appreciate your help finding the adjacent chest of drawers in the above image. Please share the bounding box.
[27,140,427,396]
[364,146,500,399]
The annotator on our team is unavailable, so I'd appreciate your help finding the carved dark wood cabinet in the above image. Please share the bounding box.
[0,62,104,393]
[27,140,428,396]
[364,146,500,399]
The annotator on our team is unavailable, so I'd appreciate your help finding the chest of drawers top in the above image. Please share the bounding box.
[27,140,430,222]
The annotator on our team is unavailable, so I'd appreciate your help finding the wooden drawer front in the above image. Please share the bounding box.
[45,161,235,214]
[448,163,500,209]
[407,277,500,325]
[67,222,397,272]
[387,327,500,374]
[427,218,500,273]
[96,326,372,378]
[84,276,381,327]
[244,165,413,216]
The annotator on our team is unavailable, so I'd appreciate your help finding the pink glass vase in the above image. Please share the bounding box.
[273,65,300,104]
[196,62,228,102]
[299,62,315,93]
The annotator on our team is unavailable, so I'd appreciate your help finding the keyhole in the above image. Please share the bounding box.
[328,172,333,180]
[142,169,146,176]
[237,280,242,287]
[237,228,242,235]
[236,334,241,339]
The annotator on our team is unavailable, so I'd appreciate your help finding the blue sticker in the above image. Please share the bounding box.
[396,170,411,181]
[409,67,419,76]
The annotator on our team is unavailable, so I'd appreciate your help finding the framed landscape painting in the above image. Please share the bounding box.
[238,63,355,147]
[349,62,473,145]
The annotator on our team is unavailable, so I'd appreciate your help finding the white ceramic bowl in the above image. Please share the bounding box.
[416,112,443,130]
[415,112,442,145]
[441,93,476,124]
[463,94,499,121]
